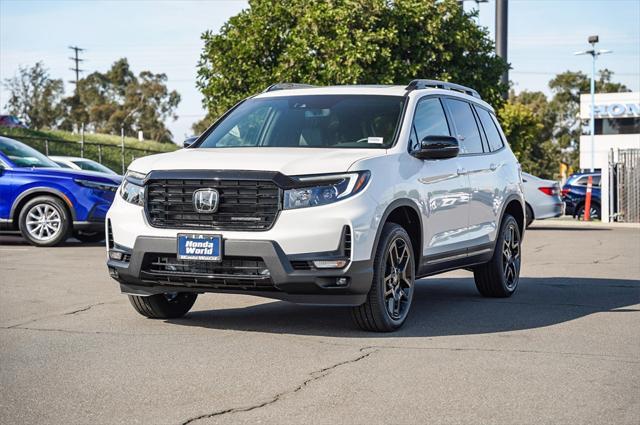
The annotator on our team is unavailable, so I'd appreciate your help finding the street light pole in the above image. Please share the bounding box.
[575,35,612,172]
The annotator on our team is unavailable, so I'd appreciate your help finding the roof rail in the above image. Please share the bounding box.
[264,83,316,92]
[405,79,481,99]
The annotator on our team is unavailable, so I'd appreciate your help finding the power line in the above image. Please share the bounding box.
[68,46,85,85]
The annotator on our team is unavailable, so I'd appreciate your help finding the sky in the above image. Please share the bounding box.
[1,0,639,144]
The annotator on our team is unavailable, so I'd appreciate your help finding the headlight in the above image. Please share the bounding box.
[74,179,119,192]
[120,170,146,206]
[284,171,370,210]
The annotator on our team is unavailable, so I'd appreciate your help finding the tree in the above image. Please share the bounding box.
[3,62,64,129]
[497,100,560,178]
[548,69,629,169]
[194,0,508,133]
[61,59,181,143]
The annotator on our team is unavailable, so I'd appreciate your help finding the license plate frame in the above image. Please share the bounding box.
[176,234,223,262]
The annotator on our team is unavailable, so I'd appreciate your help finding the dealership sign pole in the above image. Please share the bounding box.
[575,35,611,172]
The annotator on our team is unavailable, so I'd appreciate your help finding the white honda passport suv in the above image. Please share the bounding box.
[106,80,525,332]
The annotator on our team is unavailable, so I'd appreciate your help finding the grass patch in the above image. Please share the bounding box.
[0,128,178,174]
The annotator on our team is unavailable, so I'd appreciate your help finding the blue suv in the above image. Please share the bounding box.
[0,136,122,246]
[562,171,601,220]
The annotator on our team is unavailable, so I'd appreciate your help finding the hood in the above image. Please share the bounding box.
[128,147,387,176]
[17,166,122,185]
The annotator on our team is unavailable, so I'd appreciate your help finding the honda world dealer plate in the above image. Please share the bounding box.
[177,234,223,261]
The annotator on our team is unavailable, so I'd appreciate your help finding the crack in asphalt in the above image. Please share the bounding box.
[3,300,119,328]
[179,347,378,425]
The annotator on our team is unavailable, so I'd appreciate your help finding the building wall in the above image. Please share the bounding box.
[579,92,640,222]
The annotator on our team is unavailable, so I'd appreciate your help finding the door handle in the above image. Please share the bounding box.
[457,168,467,175]
[489,163,498,171]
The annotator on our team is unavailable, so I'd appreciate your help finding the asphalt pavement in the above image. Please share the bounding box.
[1,221,639,425]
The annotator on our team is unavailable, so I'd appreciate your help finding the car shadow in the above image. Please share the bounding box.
[527,226,610,232]
[165,276,640,337]
[0,234,104,247]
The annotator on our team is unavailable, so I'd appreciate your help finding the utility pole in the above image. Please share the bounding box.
[68,46,85,85]
[495,0,508,98]
[575,35,612,172]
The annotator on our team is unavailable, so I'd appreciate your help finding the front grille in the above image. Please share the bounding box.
[145,179,281,231]
[140,254,276,291]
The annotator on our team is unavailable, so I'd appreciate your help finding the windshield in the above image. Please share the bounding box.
[198,95,405,149]
[0,137,59,168]
[73,159,117,175]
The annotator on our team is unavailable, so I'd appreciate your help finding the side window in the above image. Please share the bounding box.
[475,107,504,152]
[411,98,450,151]
[444,98,484,154]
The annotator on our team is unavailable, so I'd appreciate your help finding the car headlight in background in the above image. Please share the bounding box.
[74,179,119,192]
[120,170,146,206]
[284,171,370,210]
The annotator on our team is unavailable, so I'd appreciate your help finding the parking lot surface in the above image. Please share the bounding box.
[1,222,639,425]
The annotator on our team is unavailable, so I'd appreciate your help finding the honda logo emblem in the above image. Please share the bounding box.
[193,188,219,213]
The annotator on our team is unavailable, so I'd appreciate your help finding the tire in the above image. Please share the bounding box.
[525,204,534,228]
[473,214,521,298]
[128,293,197,319]
[74,230,105,243]
[576,204,600,221]
[352,223,415,332]
[18,195,71,247]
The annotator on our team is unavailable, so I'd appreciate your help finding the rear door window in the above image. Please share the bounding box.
[475,107,504,152]
[443,98,484,154]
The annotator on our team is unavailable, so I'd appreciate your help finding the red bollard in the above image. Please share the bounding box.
[584,175,593,221]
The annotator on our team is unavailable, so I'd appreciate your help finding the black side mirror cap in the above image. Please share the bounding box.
[183,136,198,148]
[413,135,459,160]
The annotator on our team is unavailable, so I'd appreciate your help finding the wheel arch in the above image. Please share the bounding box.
[10,187,76,228]
[501,195,525,237]
[371,199,423,273]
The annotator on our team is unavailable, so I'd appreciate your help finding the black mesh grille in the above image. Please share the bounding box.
[140,254,276,291]
[145,179,281,231]
[344,227,352,258]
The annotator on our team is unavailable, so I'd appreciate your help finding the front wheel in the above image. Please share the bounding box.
[128,293,197,319]
[352,223,415,332]
[473,214,521,297]
[18,196,71,247]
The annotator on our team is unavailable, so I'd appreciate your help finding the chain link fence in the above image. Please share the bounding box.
[1,134,170,174]
[614,149,640,223]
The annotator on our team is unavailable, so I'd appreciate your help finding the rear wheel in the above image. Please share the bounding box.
[474,214,521,297]
[74,230,105,243]
[18,196,71,247]
[128,293,197,319]
[352,223,415,332]
[576,204,600,220]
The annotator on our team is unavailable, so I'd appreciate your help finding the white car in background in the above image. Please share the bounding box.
[522,172,564,227]
[49,156,119,175]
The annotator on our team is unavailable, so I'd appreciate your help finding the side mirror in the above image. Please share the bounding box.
[413,135,459,160]
[183,136,198,148]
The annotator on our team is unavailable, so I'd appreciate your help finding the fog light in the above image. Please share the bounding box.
[109,251,123,261]
[336,277,349,286]
[313,259,348,269]
[108,267,119,278]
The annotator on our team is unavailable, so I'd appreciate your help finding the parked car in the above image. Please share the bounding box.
[49,155,119,175]
[0,136,122,246]
[521,172,564,227]
[106,80,525,332]
[562,171,601,220]
[0,115,27,129]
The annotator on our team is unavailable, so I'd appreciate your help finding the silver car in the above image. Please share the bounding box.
[522,172,564,227]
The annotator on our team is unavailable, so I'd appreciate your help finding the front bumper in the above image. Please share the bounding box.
[107,236,373,306]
